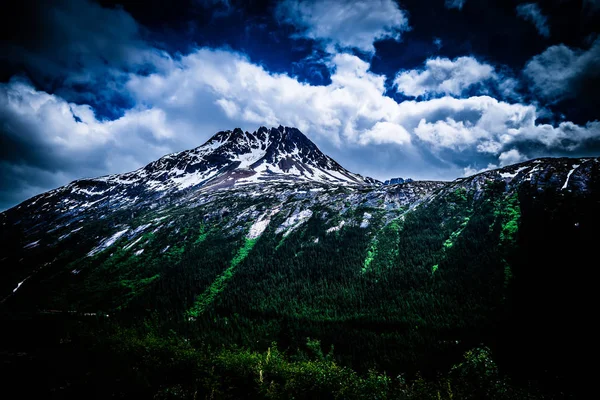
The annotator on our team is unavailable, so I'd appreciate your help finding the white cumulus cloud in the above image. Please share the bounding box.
[123,49,600,170]
[394,56,496,97]
[498,149,527,166]
[276,0,409,53]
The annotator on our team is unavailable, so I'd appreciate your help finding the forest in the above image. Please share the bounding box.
[1,174,597,399]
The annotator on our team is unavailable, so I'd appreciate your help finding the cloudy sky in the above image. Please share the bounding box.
[1,0,599,209]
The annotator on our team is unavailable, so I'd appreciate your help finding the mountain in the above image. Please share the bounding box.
[4,126,377,219]
[121,125,378,188]
[1,127,598,398]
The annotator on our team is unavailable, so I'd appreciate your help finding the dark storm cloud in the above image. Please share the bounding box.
[0,0,170,117]
[0,0,157,77]
[0,162,69,211]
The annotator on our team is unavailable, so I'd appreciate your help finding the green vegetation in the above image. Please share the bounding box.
[0,318,542,399]
[362,217,402,274]
[362,238,377,272]
[498,192,520,244]
[194,225,209,244]
[2,175,596,399]
[119,274,160,293]
[231,238,257,267]
[443,216,470,249]
[489,191,521,291]
[187,238,257,318]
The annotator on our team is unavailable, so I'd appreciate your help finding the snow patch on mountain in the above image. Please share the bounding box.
[561,164,581,190]
[499,166,528,180]
[12,277,28,293]
[326,220,345,233]
[247,207,281,239]
[24,240,40,249]
[131,223,152,237]
[88,228,129,257]
[526,166,540,181]
[10,126,379,217]
[172,168,219,190]
[360,212,372,228]
[98,126,375,193]
[276,209,313,237]
[124,236,144,251]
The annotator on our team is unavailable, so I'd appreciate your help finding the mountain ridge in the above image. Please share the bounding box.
[3,125,597,216]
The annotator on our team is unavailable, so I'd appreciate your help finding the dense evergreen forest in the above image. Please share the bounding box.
[1,162,597,399]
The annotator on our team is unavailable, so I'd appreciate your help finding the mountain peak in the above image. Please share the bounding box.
[190,126,374,188]
[77,127,378,196]
[231,127,245,136]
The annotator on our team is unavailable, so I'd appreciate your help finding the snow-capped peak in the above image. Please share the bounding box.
[102,126,378,192]
[8,126,381,216]
[45,127,373,201]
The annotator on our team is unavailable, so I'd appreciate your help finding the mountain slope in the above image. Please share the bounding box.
[0,128,598,398]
